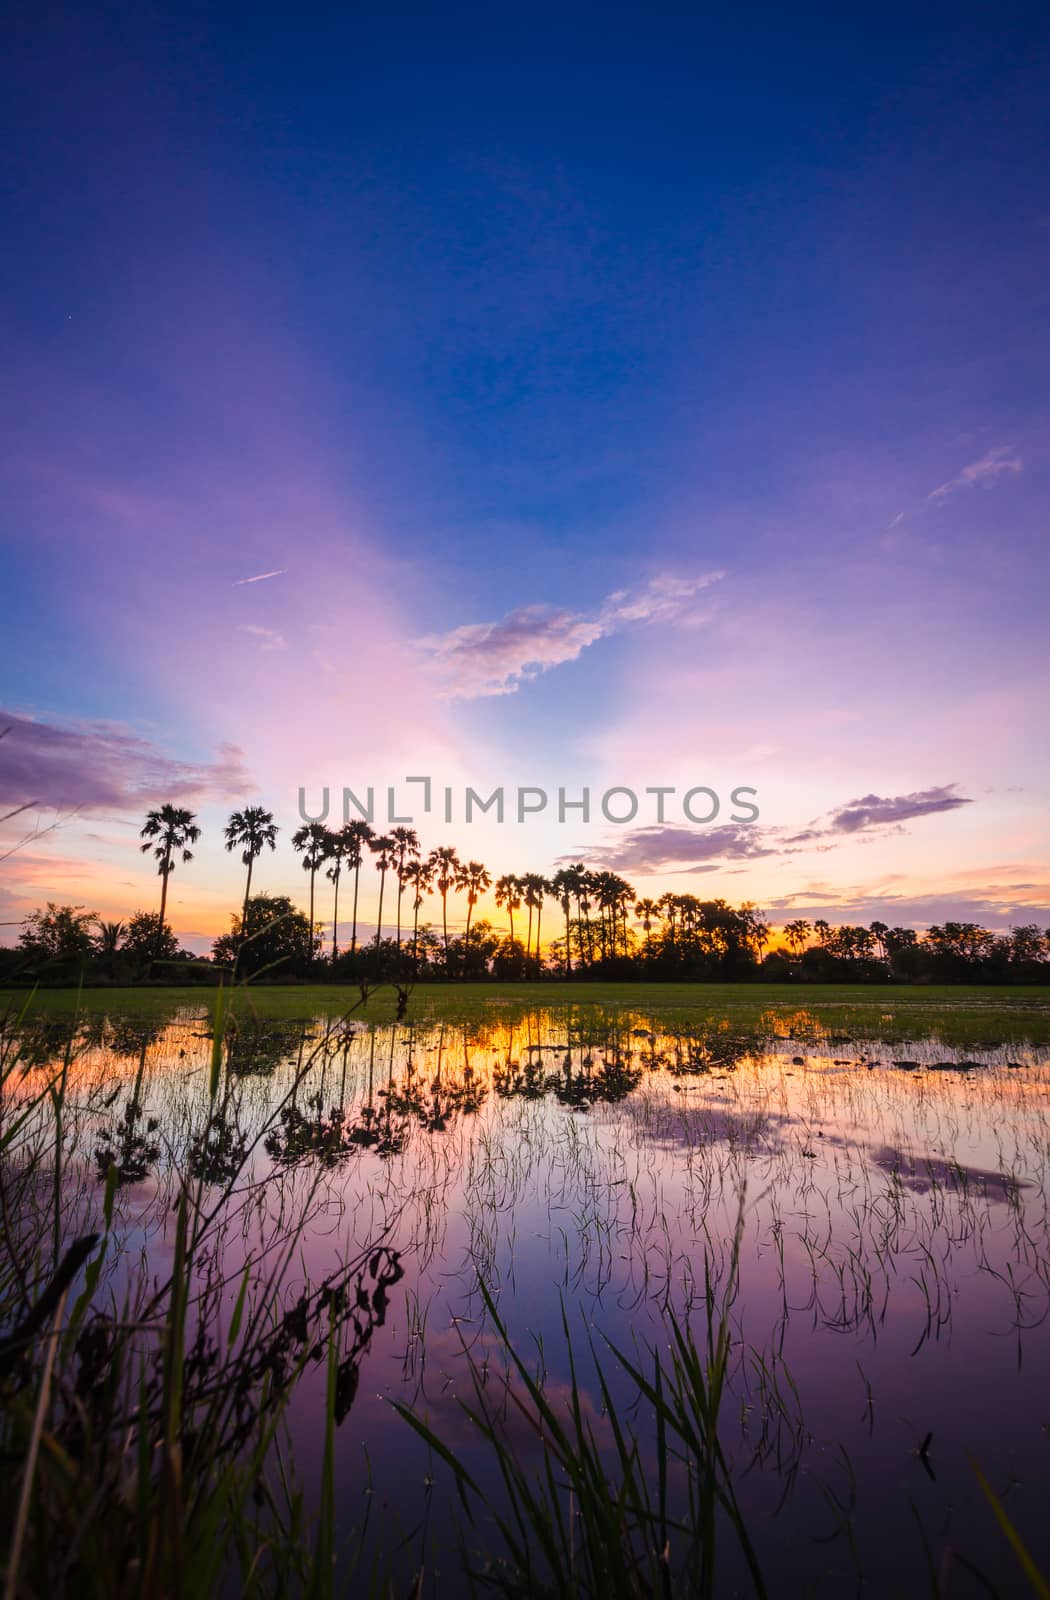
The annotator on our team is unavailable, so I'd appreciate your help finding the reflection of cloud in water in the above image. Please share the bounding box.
[610,1091,795,1154]
[866,1144,1030,1202]
[391,1320,610,1458]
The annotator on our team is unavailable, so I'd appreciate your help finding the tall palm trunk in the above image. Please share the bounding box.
[155,848,172,959]
[375,867,387,966]
[396,879,404,947]
[238,856,255,967]
[526,904,533,959]
[442,890,450,972]
[331,870,341,963]
[351,862,361,952]
[563,903,572,976]
[535,901,542,967]
[412,898,421,974]
[307,867,316,964]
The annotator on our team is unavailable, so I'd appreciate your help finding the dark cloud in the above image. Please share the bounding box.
[561,824,778,874]
[827,785,972,834]
[0,711,252,812]
[561,782,976,880]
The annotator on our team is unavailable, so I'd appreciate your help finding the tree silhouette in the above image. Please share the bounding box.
[369,834,396,964]
[324,824,357,963]
[634,898,658,960]
[494,874,522,947]
[291,821,333,961]
[224,806,279,962]
[140,805,200,956]
[550,868,576,977]
[342,819,374,953]
[390,825,421,947]
[94,919,126,956]
[401,856,434,973]
[459,860,492,952]
[427,846,461,973]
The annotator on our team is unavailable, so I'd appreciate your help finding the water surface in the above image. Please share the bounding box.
[11,1003,1050,1595]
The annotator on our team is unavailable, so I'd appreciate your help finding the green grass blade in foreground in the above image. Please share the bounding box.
[972,1462,1050,1600]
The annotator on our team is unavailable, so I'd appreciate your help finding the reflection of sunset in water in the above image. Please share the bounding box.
[8,1004,1050,1593]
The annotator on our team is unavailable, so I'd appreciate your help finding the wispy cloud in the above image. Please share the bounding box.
[237,623,287,651]
[233,569,286,585]
[0,711,251,812]
[927,445,1022,503]
[416,573,724,698]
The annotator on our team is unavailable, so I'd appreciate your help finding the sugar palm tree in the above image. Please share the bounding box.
[140,805,201,956]
[325,824,357,963]
[291,821,333,960]
[369,835,396,960]
[658,891,678,950]
[784,918,812,958]
[550,867,576,977]
[634,897,658,959]
[427,846,461,972]
[521,872,546,961]
[402,856,434,973]
[494,874,522,946]
[390,825,421,946]
[571,865,593,968]
[224,806,278,955]
[459,860,492,951]
[534,876,551,965]
[342,819,374,953]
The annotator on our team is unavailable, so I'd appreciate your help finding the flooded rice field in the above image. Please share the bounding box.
[4,1001,1050,1596]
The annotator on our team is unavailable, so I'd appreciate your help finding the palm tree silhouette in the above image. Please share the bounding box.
[634,897,658,960]
[534,876,551,967]
[342,819,374,953]
[402,856,434,973]
[784,919,812,957]
[427,846,461,973]
[494,874,522,947]
[95,919,126,955]
[658,891,678,952]
[460,860,492,952]
[369,834,396,962]
[224,806,278,958]
[389,825,421,947]
[521,873,547,963]
[291,822,333,961]
[550,868,576,977]
[325,824,357,963]
[140,805,201,956]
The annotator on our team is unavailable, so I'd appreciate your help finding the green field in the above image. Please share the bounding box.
[4,981,1050,1044]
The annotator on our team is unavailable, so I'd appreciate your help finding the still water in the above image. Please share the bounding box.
[11,1005,1050,1595]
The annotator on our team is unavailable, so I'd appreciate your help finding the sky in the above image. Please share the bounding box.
[2,0,1049,951]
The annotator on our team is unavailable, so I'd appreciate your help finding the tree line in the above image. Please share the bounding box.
[4,803,1049,985]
